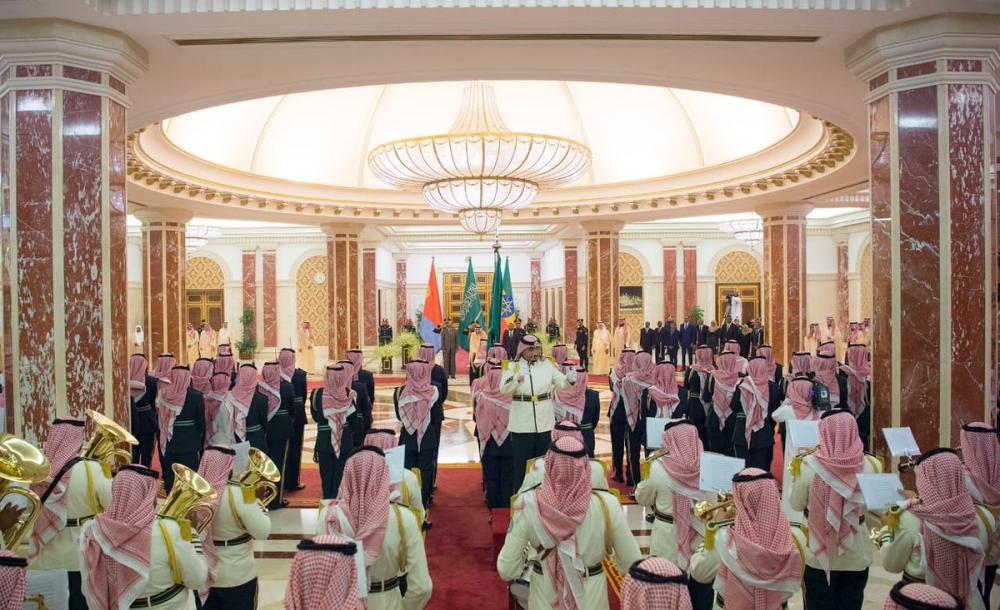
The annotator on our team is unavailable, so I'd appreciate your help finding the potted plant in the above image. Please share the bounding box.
[396,331,421,370]
[689,305,705,328]
[236,308,257,360]
[374,342,401,374]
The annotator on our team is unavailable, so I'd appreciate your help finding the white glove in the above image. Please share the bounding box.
[566,368,578,384]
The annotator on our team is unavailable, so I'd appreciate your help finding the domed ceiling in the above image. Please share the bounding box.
[161,81,800,189]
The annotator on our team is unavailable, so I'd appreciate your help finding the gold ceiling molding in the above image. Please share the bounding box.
[125,119,854,223]
[173,33,820,47]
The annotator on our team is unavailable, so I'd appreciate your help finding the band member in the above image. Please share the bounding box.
[877,449,992,610]
[205,373,230,447]
[621,557,694,610]
[29,417,112,610]
[591,321,612,374]
[813,351,845,408]
[0,551,27,610]
[215,364,268,450]
[312,364,363,499]
[260,361,291,509]
[840,344,872,450]
[157,366,205,492]
[575,319,590,371]
[365,429,426,528]
[200,446,271,609]
[702,351,742,456]
[346,349,376,407]
[341,357,374,436]
[419,344,447,491]
[790,351,814,379]
[473,360,514,509]
[789,409,880,610]
[553,367,600,456]
[214,345,236,385]
[754,344,782,387]
[318,448,432,608]
[130,353,159,467]
[499,335,578,492]
[731,357,778,471]
[685,346,715,446]
[517,420,609,494]
[884,582,962,610]
[191,358,215,447]
[394,360,444,504]
[688,469,804,609]
[960,423,1000,605]
[551,344,569,372]
[644,361,682,419]
[284,536,361,610]
[497,436,641,609]
[609,349,637,483]
[279,349,307,492]
[620,351,657,483]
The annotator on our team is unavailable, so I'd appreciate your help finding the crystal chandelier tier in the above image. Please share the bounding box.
[723,219,763,249]
[368,81,592,235]
[186,225,222,252]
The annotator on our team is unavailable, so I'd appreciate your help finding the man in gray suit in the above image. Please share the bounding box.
[440,318,459,379]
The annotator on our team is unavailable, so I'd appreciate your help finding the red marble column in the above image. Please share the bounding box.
[262,250,277,347]
[138,209,190,366]
[849,16,1000,452]
[363,247,377,346]
[682,246,697,319]
[563,242,578,343]
[323,223,361,358]
[583,221,622,329]
[662,244,677,321]
[530,258,541,324]
[395,258,407,330]
[835,238,850,344]
[241,251,257,344]
[758,203,811,366]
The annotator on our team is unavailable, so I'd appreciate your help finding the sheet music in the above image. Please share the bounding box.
[787,420,819,451]
[232,441,251,475]
[882,427,920,457]
[386,445,406,485]
[698,452,746,493]
[645,418,669,449]
[857,473,906,511]
[24,570,69,610]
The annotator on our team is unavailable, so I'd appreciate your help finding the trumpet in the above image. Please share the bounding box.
[82,409,137,470]
[869,497,920,548]
[642,449,670,463]
[232,448,281,508]
[158,464,217,539]
[0,434,50,549]
[694,492,734,523]
[788,446,819,477]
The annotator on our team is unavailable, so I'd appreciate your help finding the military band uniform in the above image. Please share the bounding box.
[310,388,362,499]
[518,458,610,495]
[203,481,273,609]
[130,516,208,610]
[575,324,590,371]
[476,392,515,509]
[729,378,779,471]
[428,362,448,492]
[700,377,737,457]
[683,368,709,447]
[351,378,374,439]
[161,387,206,493]
[131,374,159,467]
[609,371,643,485]
[265,379,294,509]
[242,390,270,452]
[578,388,601,457]
[393,382,445,504]
[284,367,309,491]
[499,358,576,492]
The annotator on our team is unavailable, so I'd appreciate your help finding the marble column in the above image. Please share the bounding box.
[323,223,361,358]
[241,251,257,344]
[563,241,579,343]
[530,258,541,323]
[662,243,678,321]
[758,202,811,366]
[262,250,277,348]
[0,25,144,439]
[583,221,623,329]
[835,236,850,343]
[682,246,697,319]
[395,257,407,330]
[137,209,191,372]
[848,14,1000,452]
[362,247,377,347]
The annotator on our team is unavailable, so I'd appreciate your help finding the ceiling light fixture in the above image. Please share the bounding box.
[186,225,222,252]
[367,81,591,235]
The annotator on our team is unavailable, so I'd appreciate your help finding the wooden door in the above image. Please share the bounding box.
[442,271,493,327]
[716,283,760,324]
[186,289,225,328]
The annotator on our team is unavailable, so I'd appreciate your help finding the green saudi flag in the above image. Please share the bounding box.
[457,258,484,351]
[488,249,503,345]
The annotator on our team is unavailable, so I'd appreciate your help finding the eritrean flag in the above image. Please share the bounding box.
[419,260,443,352]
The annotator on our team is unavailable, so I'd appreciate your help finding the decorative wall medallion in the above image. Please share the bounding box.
[314,272,326,285]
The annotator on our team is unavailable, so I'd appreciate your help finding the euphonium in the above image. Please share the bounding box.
[158,464,217,539]
[232,447,281,508]
[0,434,51,549]
[694,492,734,523]
[82,409,137,468]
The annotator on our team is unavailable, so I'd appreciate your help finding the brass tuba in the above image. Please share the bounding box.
[0,433,51,549]
[158,464,217,538]
[232,448,281,508]
[82,409,137,469]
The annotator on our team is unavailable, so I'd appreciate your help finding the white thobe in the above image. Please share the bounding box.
[499,358,575,434]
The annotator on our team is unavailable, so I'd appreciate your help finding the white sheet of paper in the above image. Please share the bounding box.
[882,427,920,457]
[24,570,69,610]
[386,445,406,485]
[787,420,819,451]
[699,452,747,493]
[645,418,669,449]
[232,441,251,475]
[857,473,906,511]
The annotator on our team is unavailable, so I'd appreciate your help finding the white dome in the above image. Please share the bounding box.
[162,80,799,190]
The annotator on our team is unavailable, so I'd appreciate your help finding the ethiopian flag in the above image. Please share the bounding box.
[500,257,517,335]
[488,250,503,345]
[418,260,443,352]
[457,259,484,352]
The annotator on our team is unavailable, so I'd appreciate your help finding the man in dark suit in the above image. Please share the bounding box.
[502,319,526,360]
[660,319,680,364]
[639,321,657,354]
[653,321,664,361]
[679,316,696,370]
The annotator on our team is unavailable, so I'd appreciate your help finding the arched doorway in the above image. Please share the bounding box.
[296,255,329,348]
[186,257,225,329]
[618,252,644,335]
[714,251,761,324]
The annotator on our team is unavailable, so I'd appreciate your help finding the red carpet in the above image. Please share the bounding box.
[284,464,323,508]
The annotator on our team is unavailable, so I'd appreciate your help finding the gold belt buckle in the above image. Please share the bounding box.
[532,395,539,405]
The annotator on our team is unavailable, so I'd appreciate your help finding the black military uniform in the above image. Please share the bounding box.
[730,373,780,470]
[394,380,445,504]
[285,361,309,491]
[265,375,294,509]
[243,388,270,452]
[546,321,560,342]
[574,321,589,371]
[310,386,362,499]
[379,322,394,345]
[701,373,738,456]
[683,363,709,446]
[131,371,159,467]
[160,374,206,493]
[578,387,601,458]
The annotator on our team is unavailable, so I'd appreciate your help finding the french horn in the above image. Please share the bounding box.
[232,448,281,508]
[0,433,50,549]
[158,464,217,539]
[82,409,137,469]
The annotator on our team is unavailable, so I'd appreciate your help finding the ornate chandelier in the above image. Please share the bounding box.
[723,219,763,248]
[367,81,592,235]
[186,224,222,252]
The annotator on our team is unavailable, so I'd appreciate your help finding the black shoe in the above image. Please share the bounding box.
[286,484,306,492]
[422,521,433,531]
[611,475,624,483]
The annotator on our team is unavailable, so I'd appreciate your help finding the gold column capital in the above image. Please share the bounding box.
[755,201,814,220]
